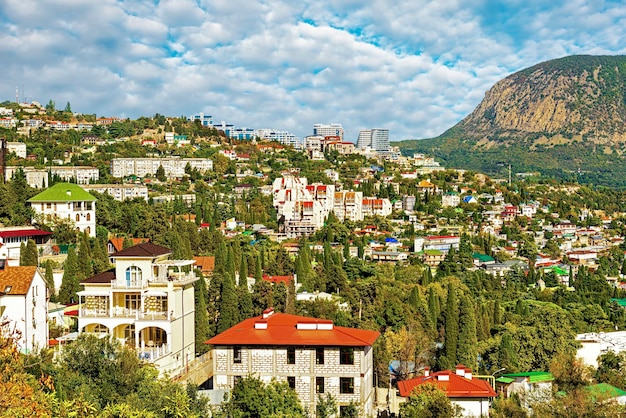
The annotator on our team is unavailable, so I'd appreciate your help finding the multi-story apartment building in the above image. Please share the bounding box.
[333,191,364,222]
[110,157,213,179]
[356,129,389,152]
[83,184,149,201]
[256,129,300,148]
[188,112,213,127]
[28,183,97,237]
[206,309,379,415]
[361,197,393,217]
[313,123,344,141]
[77,242,197,376]
[414,235,461,254]
[0,264,49,353]
[5,166,99,188]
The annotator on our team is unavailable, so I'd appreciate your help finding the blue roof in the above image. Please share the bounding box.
[385,237,398,243]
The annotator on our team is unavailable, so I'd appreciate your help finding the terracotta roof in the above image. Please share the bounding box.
[206,312,379,347]
[398,370,497,398]
[262,274,293,285]
[108,237,149,253]
[111,242,171,258]
[193,256,215,273]
[0,266,38,295]
[81,269,115,284]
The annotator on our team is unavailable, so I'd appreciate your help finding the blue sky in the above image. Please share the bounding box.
[1,0,625,142]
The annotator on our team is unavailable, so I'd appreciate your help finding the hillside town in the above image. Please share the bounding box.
[3,101,626,417]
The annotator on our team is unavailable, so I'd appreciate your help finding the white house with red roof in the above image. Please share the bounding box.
[0,226,52,266]
[205,308,380,415]
[398,365,496,417]
[77,242,197,376]
[0,264,48,353]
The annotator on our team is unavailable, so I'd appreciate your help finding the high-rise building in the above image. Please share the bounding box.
[356,129,389,152]
[313,123,344,141]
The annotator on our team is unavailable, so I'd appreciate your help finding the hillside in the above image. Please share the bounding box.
[398,55,626,187]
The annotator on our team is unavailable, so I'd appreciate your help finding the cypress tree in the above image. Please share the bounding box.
[77,232,93,279]
[427,287,439,332]
[194,273,211,354]
[255,253,263,282]
[19,242,26,265]
[443,283,459,368]
[217,273,239,333]
[457,294,478,369]
[44,259,56,300]
[20,239,38,266]
[409,286,432,332]
[58,247,80,304]
[239,253,248,285]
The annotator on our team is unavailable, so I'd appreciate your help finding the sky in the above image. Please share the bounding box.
[1,1,626,142]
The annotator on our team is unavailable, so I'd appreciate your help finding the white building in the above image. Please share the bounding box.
[7,142,26,158]
[78,242,197,376]
[206,309,379,415]
[255,129,300,148]
[0,264,49,353]
[83,184,149,201]
[356,129,389,152]
[111,157,213,179]
[361,197,393,217]
[0,226,53,266]
[313,123,344,140]
[28,183,97,237]
[333,191,364,222]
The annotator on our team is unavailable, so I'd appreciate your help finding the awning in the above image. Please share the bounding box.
[143,290,167,297]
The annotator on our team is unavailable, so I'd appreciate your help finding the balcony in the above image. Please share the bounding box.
[111,278,144,289]
[138,343,170,362]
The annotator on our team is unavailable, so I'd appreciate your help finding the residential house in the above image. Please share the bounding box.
[28,183,97,237]
[398,365,496,417]
[205,309,380,415]
[0,226,53,266]
[0,264,48,353]
[496,372,553,410]
[107,237,150,255]
[77,242,197,376]
[442,192,460,208]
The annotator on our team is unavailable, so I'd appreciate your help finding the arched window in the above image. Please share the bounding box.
[86,213,91,221]
[125,266,142,285]
[93,324,108,333]
[75,214,80,221]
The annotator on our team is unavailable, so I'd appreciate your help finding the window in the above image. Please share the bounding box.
[125,294,141,311]
[316,348,324,365]
[287,347,296,364]
[287,376,296,389]
[75,214,80,221]
[316,377,324,393]
[234,375,242,386]
[340,377,354,394]
[86,213,91,221]
[46,203,51,209]
[233,346,242,363]
[125,266,142,284]
[340,348,354,365]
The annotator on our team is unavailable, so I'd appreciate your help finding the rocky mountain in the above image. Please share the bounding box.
[399,55,626,187]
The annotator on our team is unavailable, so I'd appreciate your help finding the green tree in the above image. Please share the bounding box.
[316,393,337,418]
[194,274,211,355]
[156,165,166,182]
[217,273,239,333]
[457,294,477,369]
[20,239,38,266]
[44,259,56,300]
[442,282,459,369]
[215,376,306,418]
[399,383,461,418]
[57,246,80,304]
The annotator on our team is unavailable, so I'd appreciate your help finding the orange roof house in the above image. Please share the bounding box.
[193,256,215,275]
[398,365,496,416]
[205,309,380,414]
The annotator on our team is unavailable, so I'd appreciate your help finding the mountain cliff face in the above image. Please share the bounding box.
[459,55,626,143]
[398,55,626,187]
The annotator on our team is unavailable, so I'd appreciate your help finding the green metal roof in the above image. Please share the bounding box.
[28,183,97,202]
[544,266,568,276]
[611,298,626,307]
[585,383,626,399]
[423,249,443,256]
[502,372,554,383]
[472,253,495,263]
[496,377,515,384]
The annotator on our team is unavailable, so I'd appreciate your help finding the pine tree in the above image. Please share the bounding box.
[58,247,80,304]
[443,283,459,369]
[457,294,478,369]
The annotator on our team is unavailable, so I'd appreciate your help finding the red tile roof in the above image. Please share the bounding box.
[193,256,215,273]
[111,242,171,258]
[398,370,496,398]
[108,237,149,253]
[206,312,379,347]
[0,229,52,239]
[81,269,115,284]
[262,274,293,285]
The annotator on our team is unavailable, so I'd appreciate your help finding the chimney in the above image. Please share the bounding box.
[465,368,472,380]
[262,307,275,319]
[455,364,466,377]
[423,367,430,377]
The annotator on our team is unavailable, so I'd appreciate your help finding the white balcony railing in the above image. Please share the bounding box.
[138,343,170,362]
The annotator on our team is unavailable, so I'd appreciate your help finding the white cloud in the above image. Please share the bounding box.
[1,0,626,140]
